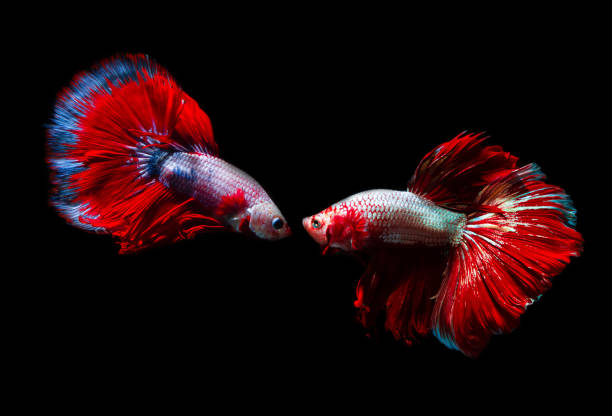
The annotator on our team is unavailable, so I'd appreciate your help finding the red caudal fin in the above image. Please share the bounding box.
[408,132,518,210]
[355,247,448,343]
[431,163,583,356]
[47,54,221,252]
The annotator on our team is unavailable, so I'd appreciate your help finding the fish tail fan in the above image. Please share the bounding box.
[431,163,583,356]
[47,54,221,253]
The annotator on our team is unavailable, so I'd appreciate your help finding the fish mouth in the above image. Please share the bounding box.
[265,223,292,241]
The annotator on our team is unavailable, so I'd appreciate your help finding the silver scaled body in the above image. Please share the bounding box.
[152,151,288,239]
[332,190,466,247]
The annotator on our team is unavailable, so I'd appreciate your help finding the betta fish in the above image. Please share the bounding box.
[303,133,583,357]
[47,54,290,253]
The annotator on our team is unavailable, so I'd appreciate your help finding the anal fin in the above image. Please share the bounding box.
[355,246,448,343]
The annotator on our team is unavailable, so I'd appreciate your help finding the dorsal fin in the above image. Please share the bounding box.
[407,132,518,209]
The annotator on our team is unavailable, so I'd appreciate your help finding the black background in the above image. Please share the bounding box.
[22,10,603,406]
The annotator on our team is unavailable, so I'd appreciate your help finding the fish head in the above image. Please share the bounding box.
[247,201,291,240]
[303,204,367,252]
[302,210,333,246]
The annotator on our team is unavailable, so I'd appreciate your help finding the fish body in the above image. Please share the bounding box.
[303,189,466,250]
[48,54,290,253]
[154,151,287,239]
[303,133,583,357]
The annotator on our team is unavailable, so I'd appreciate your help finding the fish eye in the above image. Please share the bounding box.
[312,219,321,229]
[272,217,284,230]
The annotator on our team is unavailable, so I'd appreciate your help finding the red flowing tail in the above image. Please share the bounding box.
[354,133,583,356]
[431,162,583,356]
[47,54,221,253]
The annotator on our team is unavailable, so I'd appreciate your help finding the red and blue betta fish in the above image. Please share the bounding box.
[47,54,290,253]
[303,133,583,357]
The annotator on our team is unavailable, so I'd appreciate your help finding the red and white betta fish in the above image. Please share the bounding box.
[47,54,290,253]
[303,133,583,357]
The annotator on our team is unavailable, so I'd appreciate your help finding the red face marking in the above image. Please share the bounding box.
[303,204,368,252]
